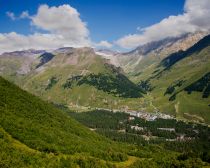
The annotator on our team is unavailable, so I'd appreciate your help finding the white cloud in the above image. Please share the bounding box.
[31,5,89,44]
[116,0,210,49]
[0,32,80,52]
[6,11,30,20]
[1,4,91,53]
[95,41,113,48]
[20,11,30,19]
[3,1,210,52]
[6,12,16,20]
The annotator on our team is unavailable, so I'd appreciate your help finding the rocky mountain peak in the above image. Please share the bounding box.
[126,31,209,57]
[1,49,46,57]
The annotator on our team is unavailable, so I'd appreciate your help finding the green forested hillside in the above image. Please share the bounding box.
[0,34,210,124]
[68,110,210,167]
[121,32,207,82]
[0,76,129,167]
[138,35,210,123]
[184,72,210,98]
[1,76,209,167]
[1,36,209,124]
[0,47,144,110]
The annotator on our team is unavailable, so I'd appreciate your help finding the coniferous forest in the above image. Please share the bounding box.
[1,76,210,167]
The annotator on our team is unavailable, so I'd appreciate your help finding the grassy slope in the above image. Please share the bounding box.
[120,35,210,123]
[0,76,139,167]
[3,76,199,168]
[147,44,210,123]
[1,126,141,168]
[1,39,209,124]
[0,127,70,168]
[0,64,209,167]
[20,52,145,111]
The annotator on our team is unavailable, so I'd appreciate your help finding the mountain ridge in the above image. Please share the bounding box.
[0,32,210,123]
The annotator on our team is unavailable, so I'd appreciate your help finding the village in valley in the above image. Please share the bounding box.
[126,110,173,121]
[67,104,203,142]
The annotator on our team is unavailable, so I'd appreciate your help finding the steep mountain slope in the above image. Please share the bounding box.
[118,32,208,82]
[0,47,144,111]
[0,49,45,82]
[1,76,209,167]
[0,33,209,123]
[0,76,134,167]
[142,34,210,123]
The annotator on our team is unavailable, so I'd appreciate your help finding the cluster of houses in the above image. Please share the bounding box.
[93,107,174,121]
[166,135,195,142]
[127,110,173,121]
[130,125,194,142]
[130,125,144,131]
[157,128,175,132]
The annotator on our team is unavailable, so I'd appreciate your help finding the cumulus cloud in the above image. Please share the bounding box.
[116,0,210,49]
[95,41,113,48]
[0,32,85,52]
[1,4,90,53]
[31,5,89,44]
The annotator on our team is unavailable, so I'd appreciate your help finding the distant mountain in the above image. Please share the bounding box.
[95,48,120,56]
[0,49,43,77]
[160,34,210,69]
[53,47,74,54]
[1,32,210,124]
[118,32,208,75]
[95,49,120,66]
[112,32,210,123]
[1,49,46,57]
[140,34,210,123]
[125,35,189,56]
[0,47,144,111]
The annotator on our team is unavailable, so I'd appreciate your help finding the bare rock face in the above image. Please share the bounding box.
[0,49,46,75]
[117,31,209,71]
[126,31,208,56]
[1,49,45,57]
[154,32,209,58]
[53,47,74,54]
[95,49,121,67]
[0,32,208,77]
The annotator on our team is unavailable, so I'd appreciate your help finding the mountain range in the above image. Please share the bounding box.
[1,31,210,167]
[0,31,210,123]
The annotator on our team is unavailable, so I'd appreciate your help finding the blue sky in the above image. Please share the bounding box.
[0,0,184,41]
[0,0,209,52]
